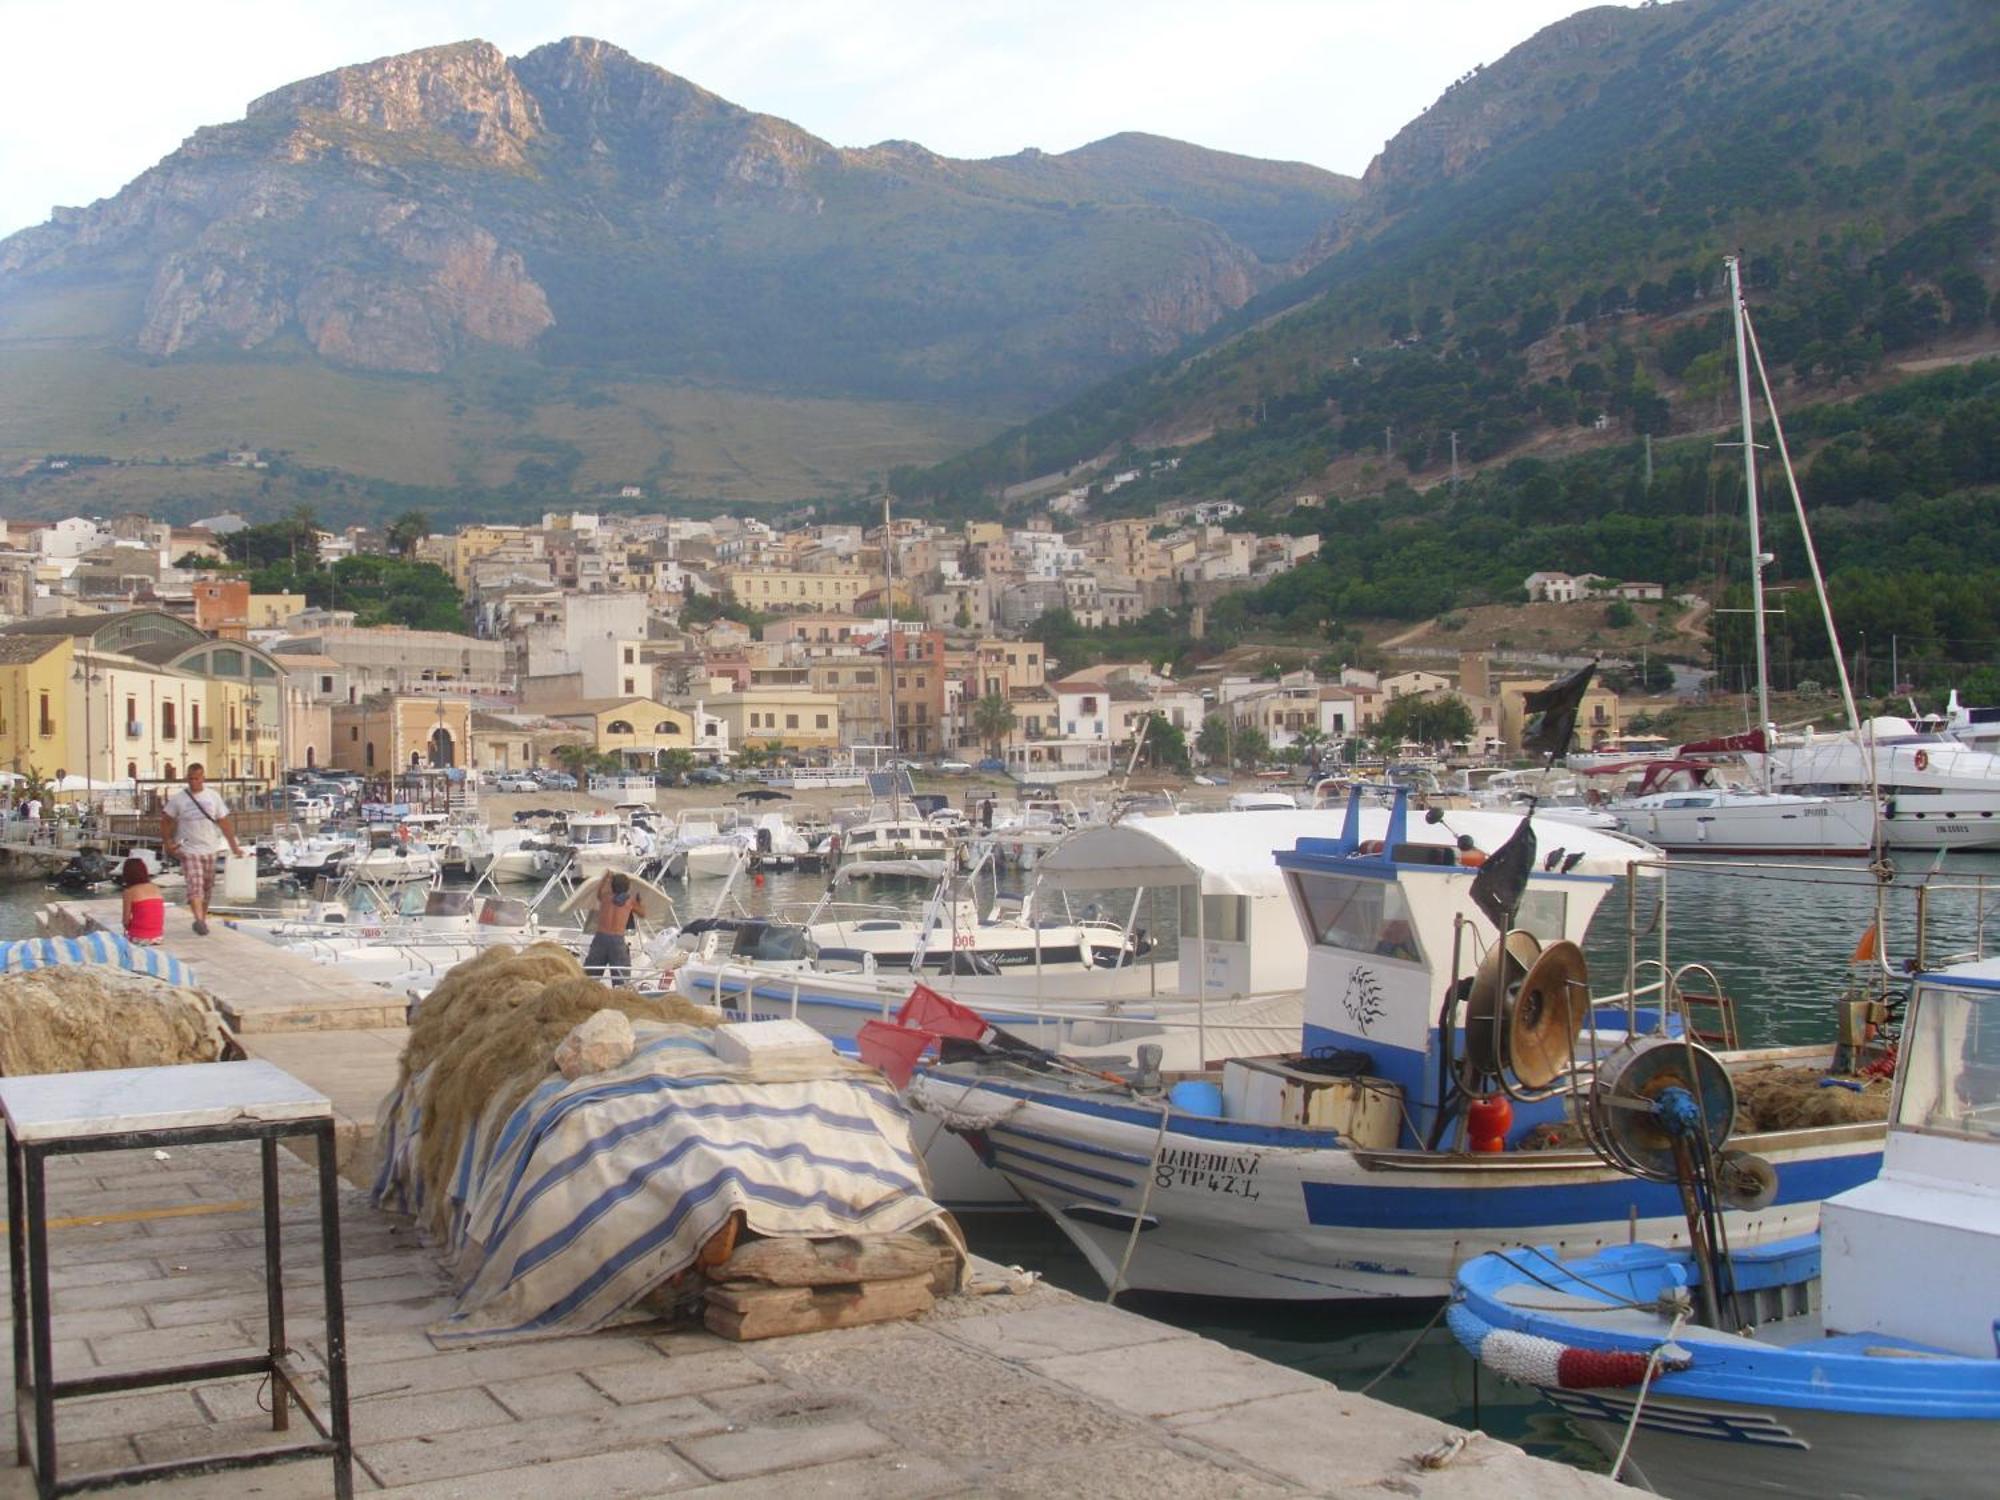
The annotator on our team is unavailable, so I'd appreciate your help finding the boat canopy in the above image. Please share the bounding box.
[1037,805,1657,896]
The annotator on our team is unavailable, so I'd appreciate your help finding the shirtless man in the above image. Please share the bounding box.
[584,873,643,978]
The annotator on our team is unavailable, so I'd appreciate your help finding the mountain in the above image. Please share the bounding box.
[0,39,1355,515]
[904,0,1999,513]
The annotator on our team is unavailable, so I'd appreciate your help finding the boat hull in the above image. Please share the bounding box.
[1610,795,1877,856]
[912,1078,1883,1300]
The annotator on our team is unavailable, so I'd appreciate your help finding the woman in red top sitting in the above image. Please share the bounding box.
[121,857,166,944]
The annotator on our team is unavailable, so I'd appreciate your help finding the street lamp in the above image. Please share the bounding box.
[70,653,104,820]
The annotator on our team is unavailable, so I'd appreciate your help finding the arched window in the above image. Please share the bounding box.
[605,720,635,735]
[653,720,678,735]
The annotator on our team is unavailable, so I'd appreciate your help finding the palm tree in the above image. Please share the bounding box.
[386,509,430,560]
[971,694,1017,758]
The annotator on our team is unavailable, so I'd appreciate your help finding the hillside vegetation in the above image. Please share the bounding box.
[900,0,1997,509]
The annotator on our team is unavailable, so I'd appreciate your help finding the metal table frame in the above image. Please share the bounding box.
[6,1116,353,1499]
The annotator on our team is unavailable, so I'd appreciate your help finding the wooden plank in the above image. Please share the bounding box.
[703,1274,933,1341]
[715,1234,939,1288]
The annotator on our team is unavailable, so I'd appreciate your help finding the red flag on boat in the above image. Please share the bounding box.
[856,1020,936,1088]
[897,984,992,1043]
[1850,923,1879,964]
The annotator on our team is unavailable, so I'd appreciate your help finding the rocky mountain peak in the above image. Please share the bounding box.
[246,39,541,165]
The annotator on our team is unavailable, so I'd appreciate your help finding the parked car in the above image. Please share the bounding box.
[936,759,972,775]
[975,757,1006,774]
[688,766,732,786]
[537,771,578,790]
[494,774,539,792]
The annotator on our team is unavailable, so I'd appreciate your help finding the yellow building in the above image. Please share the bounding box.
[1494,676,1623,752]
[0,612,294,788]
[703,688,840,750]
[718,566,872,613]
[541,698,695,768]
[449,525,539,591]
[0,634,73,782]
[328,696,473,774]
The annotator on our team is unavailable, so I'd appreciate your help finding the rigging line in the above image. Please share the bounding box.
[1611,1308,1690,1485]
[1359,1296,1451,1395]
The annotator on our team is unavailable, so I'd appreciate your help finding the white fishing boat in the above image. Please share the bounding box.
[1596,257,1879,860]
[485,826,548,882]
[1449,947,2000,1498]
[1745,715,2000,851]
[898,783,1885,1299]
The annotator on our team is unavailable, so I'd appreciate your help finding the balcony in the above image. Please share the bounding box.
[188,728,211,744]
[125,721,143,739]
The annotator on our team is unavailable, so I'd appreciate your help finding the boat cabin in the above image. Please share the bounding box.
[1821,958,2000,1357]
[1269,785,1654,1150]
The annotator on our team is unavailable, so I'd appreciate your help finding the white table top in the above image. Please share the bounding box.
[0,1061,331,1144]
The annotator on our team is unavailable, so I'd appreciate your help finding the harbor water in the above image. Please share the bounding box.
[3,847,1995,1470]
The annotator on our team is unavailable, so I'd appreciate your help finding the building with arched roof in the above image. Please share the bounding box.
[0,610,319,787]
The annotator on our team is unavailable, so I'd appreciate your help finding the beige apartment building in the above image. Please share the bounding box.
[718,567,872,613]
[703,687,841,750]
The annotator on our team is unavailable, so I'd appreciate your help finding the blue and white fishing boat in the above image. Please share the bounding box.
[1448,955,2000,1497]
[904,784,1887,1299]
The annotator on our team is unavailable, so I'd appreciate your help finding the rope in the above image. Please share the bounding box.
[1105,1101,1173,1306]
[1610,1308,1688,1483]
[1359,1297,1450,1394]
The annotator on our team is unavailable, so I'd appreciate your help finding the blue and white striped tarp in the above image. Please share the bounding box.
[0,932,195,987]
[374,1021,953,1344]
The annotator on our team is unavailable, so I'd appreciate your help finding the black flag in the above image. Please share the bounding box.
[1471,813,1538,933]
[1520,661,1598,757]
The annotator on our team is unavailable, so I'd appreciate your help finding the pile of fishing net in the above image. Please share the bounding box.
[377,942,716,1240]
[373,942,960,1344]
[0,966,224,1073]
[1731,1063,1891,1132]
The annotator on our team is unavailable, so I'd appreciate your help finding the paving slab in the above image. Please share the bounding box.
[361,1397,726,1489]
[1031,1335,1326,1419]
[932,1297,1193,1360]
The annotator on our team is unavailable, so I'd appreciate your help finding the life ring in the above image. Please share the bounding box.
[1913,749,1929,771]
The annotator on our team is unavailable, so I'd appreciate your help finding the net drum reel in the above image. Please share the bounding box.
[1587,1038,1737,1181]
[1462,931,1592,1100]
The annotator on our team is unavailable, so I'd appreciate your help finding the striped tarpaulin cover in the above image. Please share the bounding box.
[0,932,195,988]
[375,1022,949,1344]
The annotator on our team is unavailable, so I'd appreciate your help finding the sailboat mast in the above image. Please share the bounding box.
[882,493,901,815]
[1728,256,1773,784]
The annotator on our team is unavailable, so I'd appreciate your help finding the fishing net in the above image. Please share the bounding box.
[1731,1064,1890,1132]
[0,967,224,1074]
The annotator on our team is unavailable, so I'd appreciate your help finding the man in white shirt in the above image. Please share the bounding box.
[159,763,244,935]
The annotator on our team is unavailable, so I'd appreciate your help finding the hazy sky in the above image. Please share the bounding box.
[0,0,1622,240]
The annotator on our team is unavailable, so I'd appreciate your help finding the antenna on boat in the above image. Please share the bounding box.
[882,492,902,821]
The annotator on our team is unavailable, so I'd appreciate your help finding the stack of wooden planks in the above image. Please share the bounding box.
[704,1226,963,1341]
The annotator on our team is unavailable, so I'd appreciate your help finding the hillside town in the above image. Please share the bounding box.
[0,503,1623,797]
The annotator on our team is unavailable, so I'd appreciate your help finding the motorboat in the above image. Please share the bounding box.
[899,783,1885,1299]
[486,826,549,882]
[538,812,645,879]
[832,804,957,880]
[655,806,752,880]
[1745,715,2000,851]
[1448,951,2000,1497]
[348,825,443,885]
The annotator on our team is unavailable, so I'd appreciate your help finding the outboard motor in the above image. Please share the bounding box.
[52,847,113,893]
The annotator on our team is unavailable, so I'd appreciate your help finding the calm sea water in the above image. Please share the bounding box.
[4,847,1995,1467]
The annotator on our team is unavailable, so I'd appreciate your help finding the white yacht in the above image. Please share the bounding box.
[657,806,752,880]
[832,803,957,880]
[1746,715,2000,851]
[348,825,443,885]
[537,811,646,879]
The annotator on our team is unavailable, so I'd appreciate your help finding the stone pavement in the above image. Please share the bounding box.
[1,1142,1631,1498]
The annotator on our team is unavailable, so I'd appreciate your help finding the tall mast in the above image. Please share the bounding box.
[1728,256,1772,784]
[882,493,901,815]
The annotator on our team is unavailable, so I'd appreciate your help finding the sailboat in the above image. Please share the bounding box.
[1601,256,1876,858]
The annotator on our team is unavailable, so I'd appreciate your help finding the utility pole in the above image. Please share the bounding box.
[1449,431,1460,491]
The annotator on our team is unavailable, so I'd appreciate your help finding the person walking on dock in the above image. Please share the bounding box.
[160,763,243,936]
[584,872,643,978]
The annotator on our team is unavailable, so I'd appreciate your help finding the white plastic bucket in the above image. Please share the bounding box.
[221,853,258,902]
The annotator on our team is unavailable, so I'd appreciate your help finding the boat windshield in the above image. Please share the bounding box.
[1897,983,2000,1139]
[1292,873,1423,965]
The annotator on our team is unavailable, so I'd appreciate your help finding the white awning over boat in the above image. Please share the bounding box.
[1036,807,1659,895]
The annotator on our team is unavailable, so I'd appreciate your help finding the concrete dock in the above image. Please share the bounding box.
[39,897,409,1179]
[3,1142,1626,1499]
[15,896,1629,1497]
